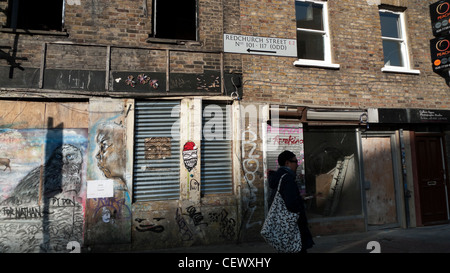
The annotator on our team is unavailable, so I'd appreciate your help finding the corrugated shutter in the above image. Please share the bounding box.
[201,103,233,195]
[133,100,181,202]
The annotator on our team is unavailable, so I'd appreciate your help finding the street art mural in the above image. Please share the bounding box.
[86,119,131,245]
[182,141,198,172]
[0,128,88,253]
[95,122,128,192]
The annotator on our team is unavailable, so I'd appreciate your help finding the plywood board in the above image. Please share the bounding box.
[362,137,397,226]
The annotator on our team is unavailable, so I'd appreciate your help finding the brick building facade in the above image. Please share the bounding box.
[0,0,449,252]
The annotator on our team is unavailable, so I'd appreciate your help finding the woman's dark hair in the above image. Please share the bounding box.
[278,150,296,166]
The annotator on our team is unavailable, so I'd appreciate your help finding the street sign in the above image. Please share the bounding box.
[430,0,450,37]
[224,34,297,57]
[430,1,450,85]
[430,36,450,74]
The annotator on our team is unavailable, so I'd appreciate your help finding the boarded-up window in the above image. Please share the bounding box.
[133,101,181,202]
[201,103,232,195]
[145,137,172,160]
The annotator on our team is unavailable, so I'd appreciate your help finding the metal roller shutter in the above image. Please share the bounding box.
[133,100,181,202]
[201,103,233,195]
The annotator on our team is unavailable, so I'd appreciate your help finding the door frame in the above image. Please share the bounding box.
[411,132,450,226]
[358,131,403,231]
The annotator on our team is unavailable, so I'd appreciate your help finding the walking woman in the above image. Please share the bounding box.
[268,150,314,253]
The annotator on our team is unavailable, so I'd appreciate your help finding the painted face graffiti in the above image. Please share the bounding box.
[95,123,127,191]
[182,141,198,172]
[102,207,112,223]
[134,218,165,233]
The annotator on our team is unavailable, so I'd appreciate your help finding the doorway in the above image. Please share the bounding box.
[414,134,449,225]
[362,133,401,229]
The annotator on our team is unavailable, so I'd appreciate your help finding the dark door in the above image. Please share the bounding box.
[415,136,448,225]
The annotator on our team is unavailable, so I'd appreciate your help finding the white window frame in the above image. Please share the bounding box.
[379,9,420,75]
[293,0,340,69]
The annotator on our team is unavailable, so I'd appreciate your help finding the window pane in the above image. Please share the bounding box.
[382,40,404,67]
[295,1,324,31]
[154,0,197,40]
[380,12,401,38]
[304,128,362,218]
[297,30,324,60]
[8,0,63,31]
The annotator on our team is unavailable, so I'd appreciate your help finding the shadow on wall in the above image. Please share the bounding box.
[0,117,86,253]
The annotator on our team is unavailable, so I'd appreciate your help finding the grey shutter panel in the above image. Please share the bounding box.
[201,103,233,195]
[133,101,181,201]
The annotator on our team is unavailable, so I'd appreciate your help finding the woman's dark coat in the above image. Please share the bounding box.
[268,167,315,250]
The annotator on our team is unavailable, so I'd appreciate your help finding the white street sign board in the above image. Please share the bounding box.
[224,34,297,57]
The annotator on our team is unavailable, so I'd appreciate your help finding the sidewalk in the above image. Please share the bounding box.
[148,223,450,253]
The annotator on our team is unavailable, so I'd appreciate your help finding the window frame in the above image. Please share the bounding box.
[150,0,198,42]
[293,0,339,69]
[5,0,66,33]
[379,9,420,74]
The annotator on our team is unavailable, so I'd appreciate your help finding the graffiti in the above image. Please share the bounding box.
[137,74,159,89]
[51,197,77,207]
[95,122,128,192]
[125,75,136,87]
[101,207,114,223]
[0,201,84,252]
[182,141,198,172]
[170,77,187,89]
[0,127,87,252]
[88,116,132,244]
[242,130,260,184]
[1,206,42,219]
[92,197,131,221]
[272,135,303,145]
[241,130,262,229]
[189,178,199,191]
[267,125,302,135]
[1,144,84,206]
[175,207,193,241]
[134,217,165,233]
[124,74,159,89]
[145,137,172,160]
[209,209,236,241]
[0,158,11,172]
[184,206,208,227]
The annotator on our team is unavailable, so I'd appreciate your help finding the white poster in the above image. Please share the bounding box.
[87,179,114,199]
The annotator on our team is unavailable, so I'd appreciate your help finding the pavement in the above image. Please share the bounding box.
[149,223,450,253]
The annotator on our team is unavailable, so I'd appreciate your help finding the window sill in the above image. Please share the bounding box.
[381,66,420,75]
[146,37,202,46]
[293,60,340,69]
[0,27,68,36]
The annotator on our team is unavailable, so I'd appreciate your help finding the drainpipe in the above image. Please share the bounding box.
[399,129,410,228]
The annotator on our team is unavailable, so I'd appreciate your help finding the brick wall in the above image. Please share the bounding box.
[239,0,450,110]
[0,0,241,76]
